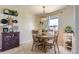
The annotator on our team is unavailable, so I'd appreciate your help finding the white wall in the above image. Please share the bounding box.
[74,5,79,53]
[59,6,75,31]
[0,6,37,44]
[18,14,36,44]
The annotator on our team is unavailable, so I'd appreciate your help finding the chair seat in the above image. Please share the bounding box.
[47,40,53,43]
[45,42,54,49]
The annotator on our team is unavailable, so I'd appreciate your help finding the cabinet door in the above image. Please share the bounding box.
[2,33,12,51]
[11,32,19,47]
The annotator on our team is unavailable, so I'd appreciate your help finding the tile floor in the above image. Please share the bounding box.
[0,41,71,54]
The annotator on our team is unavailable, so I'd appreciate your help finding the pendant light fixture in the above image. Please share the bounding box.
[41,6,47,22]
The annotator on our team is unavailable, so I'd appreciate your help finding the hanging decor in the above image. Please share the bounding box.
[40,6,47,22]
[1,19,8,24]
[12,20,18,23]
[3,8,18,16]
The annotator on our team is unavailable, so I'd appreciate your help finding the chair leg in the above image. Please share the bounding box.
[31,43,34,51]
[54,45,56,54]
[56,43,59,53]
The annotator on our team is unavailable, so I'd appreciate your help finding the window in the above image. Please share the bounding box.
[48,18,59,31]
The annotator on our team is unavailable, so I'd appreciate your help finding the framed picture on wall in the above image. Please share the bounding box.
[3,28,8,32]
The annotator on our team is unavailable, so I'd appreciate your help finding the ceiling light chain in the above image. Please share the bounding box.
[43,6,46,16]
[40,6,47,22]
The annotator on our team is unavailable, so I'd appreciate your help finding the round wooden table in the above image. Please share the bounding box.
[36,35,53,53]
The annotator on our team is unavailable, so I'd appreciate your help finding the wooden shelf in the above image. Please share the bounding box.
[65,45,72,48]
[63,33,73,51]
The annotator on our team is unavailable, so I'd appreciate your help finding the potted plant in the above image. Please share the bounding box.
[64,26,74,33]
[42,28,47,35]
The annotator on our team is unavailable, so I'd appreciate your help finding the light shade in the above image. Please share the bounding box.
[41,17,47,22]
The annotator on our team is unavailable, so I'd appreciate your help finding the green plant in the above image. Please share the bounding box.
[3,8,18,16]
[64,26,74,33]
[42,28,47,32]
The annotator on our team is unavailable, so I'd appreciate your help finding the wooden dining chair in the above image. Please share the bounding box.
[31,30,44,51]
[53,31,59,53]
[31,30,38,51]
[45,31,59,53]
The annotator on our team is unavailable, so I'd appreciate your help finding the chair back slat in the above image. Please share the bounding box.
[32,30,38,34]
[32,30,38,42]
[53,31,59,44]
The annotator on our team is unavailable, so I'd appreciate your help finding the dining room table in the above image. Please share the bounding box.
[36,34,53,53]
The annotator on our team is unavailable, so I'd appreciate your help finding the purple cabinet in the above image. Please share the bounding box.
[1,32,19,51]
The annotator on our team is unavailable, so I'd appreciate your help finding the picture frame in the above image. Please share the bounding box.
[3,28,8,32]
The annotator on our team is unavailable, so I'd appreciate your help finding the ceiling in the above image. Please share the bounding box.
[25,5,66,14]
[0,5,67,15]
